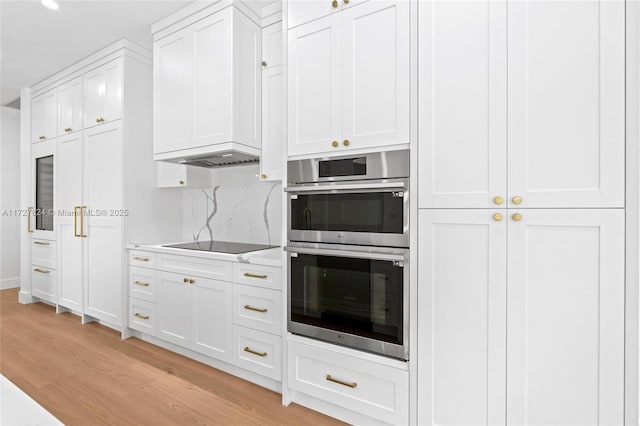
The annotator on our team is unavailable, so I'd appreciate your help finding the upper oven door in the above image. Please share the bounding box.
[286,179,409,247]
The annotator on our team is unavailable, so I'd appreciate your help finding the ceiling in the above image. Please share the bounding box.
[0,0,196,106]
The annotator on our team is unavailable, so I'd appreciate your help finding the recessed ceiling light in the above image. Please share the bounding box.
[41,0,59,10]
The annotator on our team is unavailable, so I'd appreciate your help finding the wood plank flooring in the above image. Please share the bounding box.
[0,288,344,425]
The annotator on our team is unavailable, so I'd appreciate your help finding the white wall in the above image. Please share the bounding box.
[183,164,282,246]
[0,106,21,289]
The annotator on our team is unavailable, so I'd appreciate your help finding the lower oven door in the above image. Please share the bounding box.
[286,244,409,360]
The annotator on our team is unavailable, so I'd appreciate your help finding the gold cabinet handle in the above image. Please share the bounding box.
[134,313,149,320]
[179,180,185,185]
[73,206,80,237]
[343,139,350,147]
[244,305,268,313]
[134,281,150,287]
[189,279,195,284]
[65,128,72,132]
[133,257,149,262]
[27,207,34,233]
[512,213,523,222]
[243,347,267,357]
[261,61,267,67]
[79,206,87,237]
[243,272,267,279]
[261,174,267,179]
[331,0,338,7]
[33,268,50,274]
[183,278,189,283]
[331,140,339,148]
[96,117,105,123]
[493,213,503,222]
[343,0,349,3]
[512,196,522,205]
[39,136,46,140]
[326,374,357,388]
[33,241,50,246]
[493,196,504,205]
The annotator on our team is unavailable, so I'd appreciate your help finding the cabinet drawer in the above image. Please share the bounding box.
[129,266,157,303]
[234,326,282,380]
[158,254,232,281]
[233,284,282,335]
[31,266,57,304]
[129,250,156,268]
[129,298,157,336]
[32,239,56,269]
[233,264,282,290]
[288,340,409,424]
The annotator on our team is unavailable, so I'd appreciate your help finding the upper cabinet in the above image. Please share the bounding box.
[261,22,284,181]
[418,0,625,209]
[288,0,409,158]
[58,76,83,136]
[287,0,369,29]
[153,6,261,158]
[84,59,123,128]
[31,88,58,143]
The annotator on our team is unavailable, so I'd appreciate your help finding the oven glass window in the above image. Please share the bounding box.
[290,192,403,233]
[290,253,403,345]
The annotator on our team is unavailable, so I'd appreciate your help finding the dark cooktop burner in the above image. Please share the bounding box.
[163,241,278,254]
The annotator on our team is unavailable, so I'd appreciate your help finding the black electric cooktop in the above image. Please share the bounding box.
[162,240,278,254]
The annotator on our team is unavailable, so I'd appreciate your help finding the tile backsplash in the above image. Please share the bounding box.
[182,164,282,246]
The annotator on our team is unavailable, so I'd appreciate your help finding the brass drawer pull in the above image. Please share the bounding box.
[244,305,268,313]
[33,268,50,274]
[244,347,267,357]
[33,241,50,246]
[134,313,149,320]
[133,257,149,262]
[243,272,267,279]
[134,281,150,287]
[27,207,34,233]
[326,374,357,388]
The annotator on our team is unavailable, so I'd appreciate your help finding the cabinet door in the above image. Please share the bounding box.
[262,22,283,69]
[82,123,122,325]
[84,59,123,128]
[192,10,233,148]
[288,14,342,157]
[32,88,58,142]
[154,29,192,155]
[193,277,232,362]
[261,65,284,181]
[58,76,83,136]
[507,1,625,208]
[157,271,193,346]
[418,210,506,426]
[418,0,507,208]
[341,1,409,151]
[507,209,624,425]
[57,132,83,312]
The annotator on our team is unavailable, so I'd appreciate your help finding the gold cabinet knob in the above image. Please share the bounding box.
[343,0,349,3]
[39,136,46,140]
[189,279,195,284]
[493,196,503,205]
[261,61,267,67]
[179,180,184,185]
[512,213,523,222]
[512,196,522,205]
[331,0,338,7]
[493,213,503,221]
[343,139,350,147]
[96,117,105,123]
[332,140,339,148]
[183,278,189,283]
[261,174,267,179]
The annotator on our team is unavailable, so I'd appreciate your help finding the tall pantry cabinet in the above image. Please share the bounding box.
[417,1,626,425]
[21,40,183,331]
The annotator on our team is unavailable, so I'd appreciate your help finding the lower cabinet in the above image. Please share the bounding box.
[418,209,625,425]
[288,339,409,425]
[31,265,57,303]
[233,325,282,380]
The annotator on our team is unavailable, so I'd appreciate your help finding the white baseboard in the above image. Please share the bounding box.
[0,277,20,290]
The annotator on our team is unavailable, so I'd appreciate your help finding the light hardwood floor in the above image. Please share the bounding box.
[0,288,344,425]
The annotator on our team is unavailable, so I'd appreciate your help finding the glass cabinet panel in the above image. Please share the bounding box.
[35,155,54,231]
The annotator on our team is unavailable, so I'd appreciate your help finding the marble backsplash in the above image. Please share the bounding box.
[182,164,283,246]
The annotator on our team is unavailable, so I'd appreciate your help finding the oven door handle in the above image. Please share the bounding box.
[284,246,407,263]
[284,182,406,193]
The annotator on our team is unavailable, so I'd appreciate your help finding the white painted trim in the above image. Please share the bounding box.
[19,87,31,305]
[0,277,20,290]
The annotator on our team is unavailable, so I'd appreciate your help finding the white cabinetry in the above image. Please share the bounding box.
[287,0,369,29]
[419,0,625,209]
[58,76,83,136]
[288,0,409,157]
[31,88,58,143]
[84,59,123,128]
[153,6,261,158]
[156,162,211,188]
[260,22,284,182]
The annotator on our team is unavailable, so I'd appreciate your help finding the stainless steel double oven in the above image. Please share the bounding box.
[285,150,409,360]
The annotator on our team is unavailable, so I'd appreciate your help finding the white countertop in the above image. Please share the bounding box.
[126,242,283,267]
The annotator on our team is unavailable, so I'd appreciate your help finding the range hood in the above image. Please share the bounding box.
[169,150,260,168]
